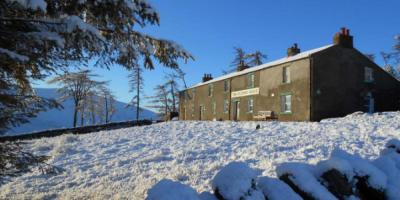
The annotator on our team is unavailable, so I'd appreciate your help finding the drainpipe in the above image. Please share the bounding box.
[309,56,314,121]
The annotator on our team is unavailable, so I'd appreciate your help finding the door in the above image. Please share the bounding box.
[364,92,375,113]
[199,106,204,120]
[233,101,240,121]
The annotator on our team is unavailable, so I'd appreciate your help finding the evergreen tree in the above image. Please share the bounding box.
[165,74,180,113]
[246,50,267,66]
[147,84,170,120]
[0,0,192,131]
[128,65,144,121]
[223,47,267,74]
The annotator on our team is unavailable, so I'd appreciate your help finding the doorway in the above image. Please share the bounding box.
[364,92,375,113]
[233,101,240,121]
[199,105,204,120]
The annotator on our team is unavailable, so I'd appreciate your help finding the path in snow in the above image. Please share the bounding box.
[0,112,399,199]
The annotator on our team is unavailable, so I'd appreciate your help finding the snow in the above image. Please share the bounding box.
[276,163,338,200]
[189,44,333,89]
[373,156,400,199]
[62,16,105,42]
[5,88,157,135]
[146,179,200,200]
[211,161,261,200]
[0,47,29,62]
[8,0,47,11]
[0,112,399,199]
[315,156,354,181]
[27,32,65,47]
[331,149,387,190]
[257,176,302,200]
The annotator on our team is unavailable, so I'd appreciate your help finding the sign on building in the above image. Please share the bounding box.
[231,88,260,98]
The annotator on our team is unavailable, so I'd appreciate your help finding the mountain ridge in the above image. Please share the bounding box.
[6,88,157,135]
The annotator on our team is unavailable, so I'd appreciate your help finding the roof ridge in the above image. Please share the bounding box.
[188,44,334,89]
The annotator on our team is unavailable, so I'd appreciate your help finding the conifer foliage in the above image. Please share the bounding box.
[0,0,192,131]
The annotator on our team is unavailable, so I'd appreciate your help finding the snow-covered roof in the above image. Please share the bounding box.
[188,44,334,89]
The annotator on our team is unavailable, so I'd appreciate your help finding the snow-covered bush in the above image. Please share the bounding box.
[315,157,354,199]
[257,176,302,200]
[373,155,400,199]
[211,161,263,200]
[276,163,337,200]
[331,149,387,190]
[331,149,387,200]
[146,179,200,200]
[381,139,400,155]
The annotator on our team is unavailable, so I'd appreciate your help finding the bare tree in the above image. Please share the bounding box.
[173,68,188,89]
[380,35,400,80]
[98,85,116,124]
[128,66,144,121]
[48,70,105,127]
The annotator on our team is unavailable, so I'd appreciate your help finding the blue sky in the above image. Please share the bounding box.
[38,0,400,107]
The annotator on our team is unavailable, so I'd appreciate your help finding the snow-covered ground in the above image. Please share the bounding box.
[1,112,399,199]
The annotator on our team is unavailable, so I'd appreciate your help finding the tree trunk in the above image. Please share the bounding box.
[136,69,140,121]
[105,95,109,123]
[73,100,78,127]
[170,82,176,112]
[80,103,84,126]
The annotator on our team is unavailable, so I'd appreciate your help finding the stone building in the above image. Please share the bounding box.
[179,28,400,121]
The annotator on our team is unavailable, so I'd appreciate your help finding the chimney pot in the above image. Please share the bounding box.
[333,27,353,48]
[237,61,249,71]
[202,73,213,82]
[287,43,301,57]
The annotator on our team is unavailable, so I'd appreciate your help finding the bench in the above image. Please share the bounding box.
[253,111,276,121]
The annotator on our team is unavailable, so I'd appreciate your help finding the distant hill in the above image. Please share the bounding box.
[6,88,157,135]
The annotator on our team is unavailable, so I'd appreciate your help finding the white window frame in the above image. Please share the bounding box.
[208,84,213,97]
[212,101,216,115]
[364,67,374,82]
[224,80,230,92]
[283,66,291,84]
[247,97,254,113]
[224,100,229,113]
[248,73,255,88]
[281,94,292,113]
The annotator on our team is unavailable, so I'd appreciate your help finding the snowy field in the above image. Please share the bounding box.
[1,112,400,199]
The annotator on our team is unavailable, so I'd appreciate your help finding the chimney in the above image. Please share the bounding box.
[287,43,301,57]
[333,27,353,48]
[237,60,249,71]
[202,73,213,82]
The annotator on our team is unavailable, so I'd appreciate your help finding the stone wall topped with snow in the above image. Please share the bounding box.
[146,139,400,200]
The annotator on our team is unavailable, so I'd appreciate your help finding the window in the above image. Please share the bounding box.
[281,94,292,113]
[208,84,213,96]
[212,101,216,115]
[247,97,254,113]
[247,73,255,88]
[364,67,374,82]
[283,66,290,83]
[224,100,229,113]
[224,80,230,92]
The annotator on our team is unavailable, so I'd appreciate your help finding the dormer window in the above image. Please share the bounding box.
[364,67,374,82]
